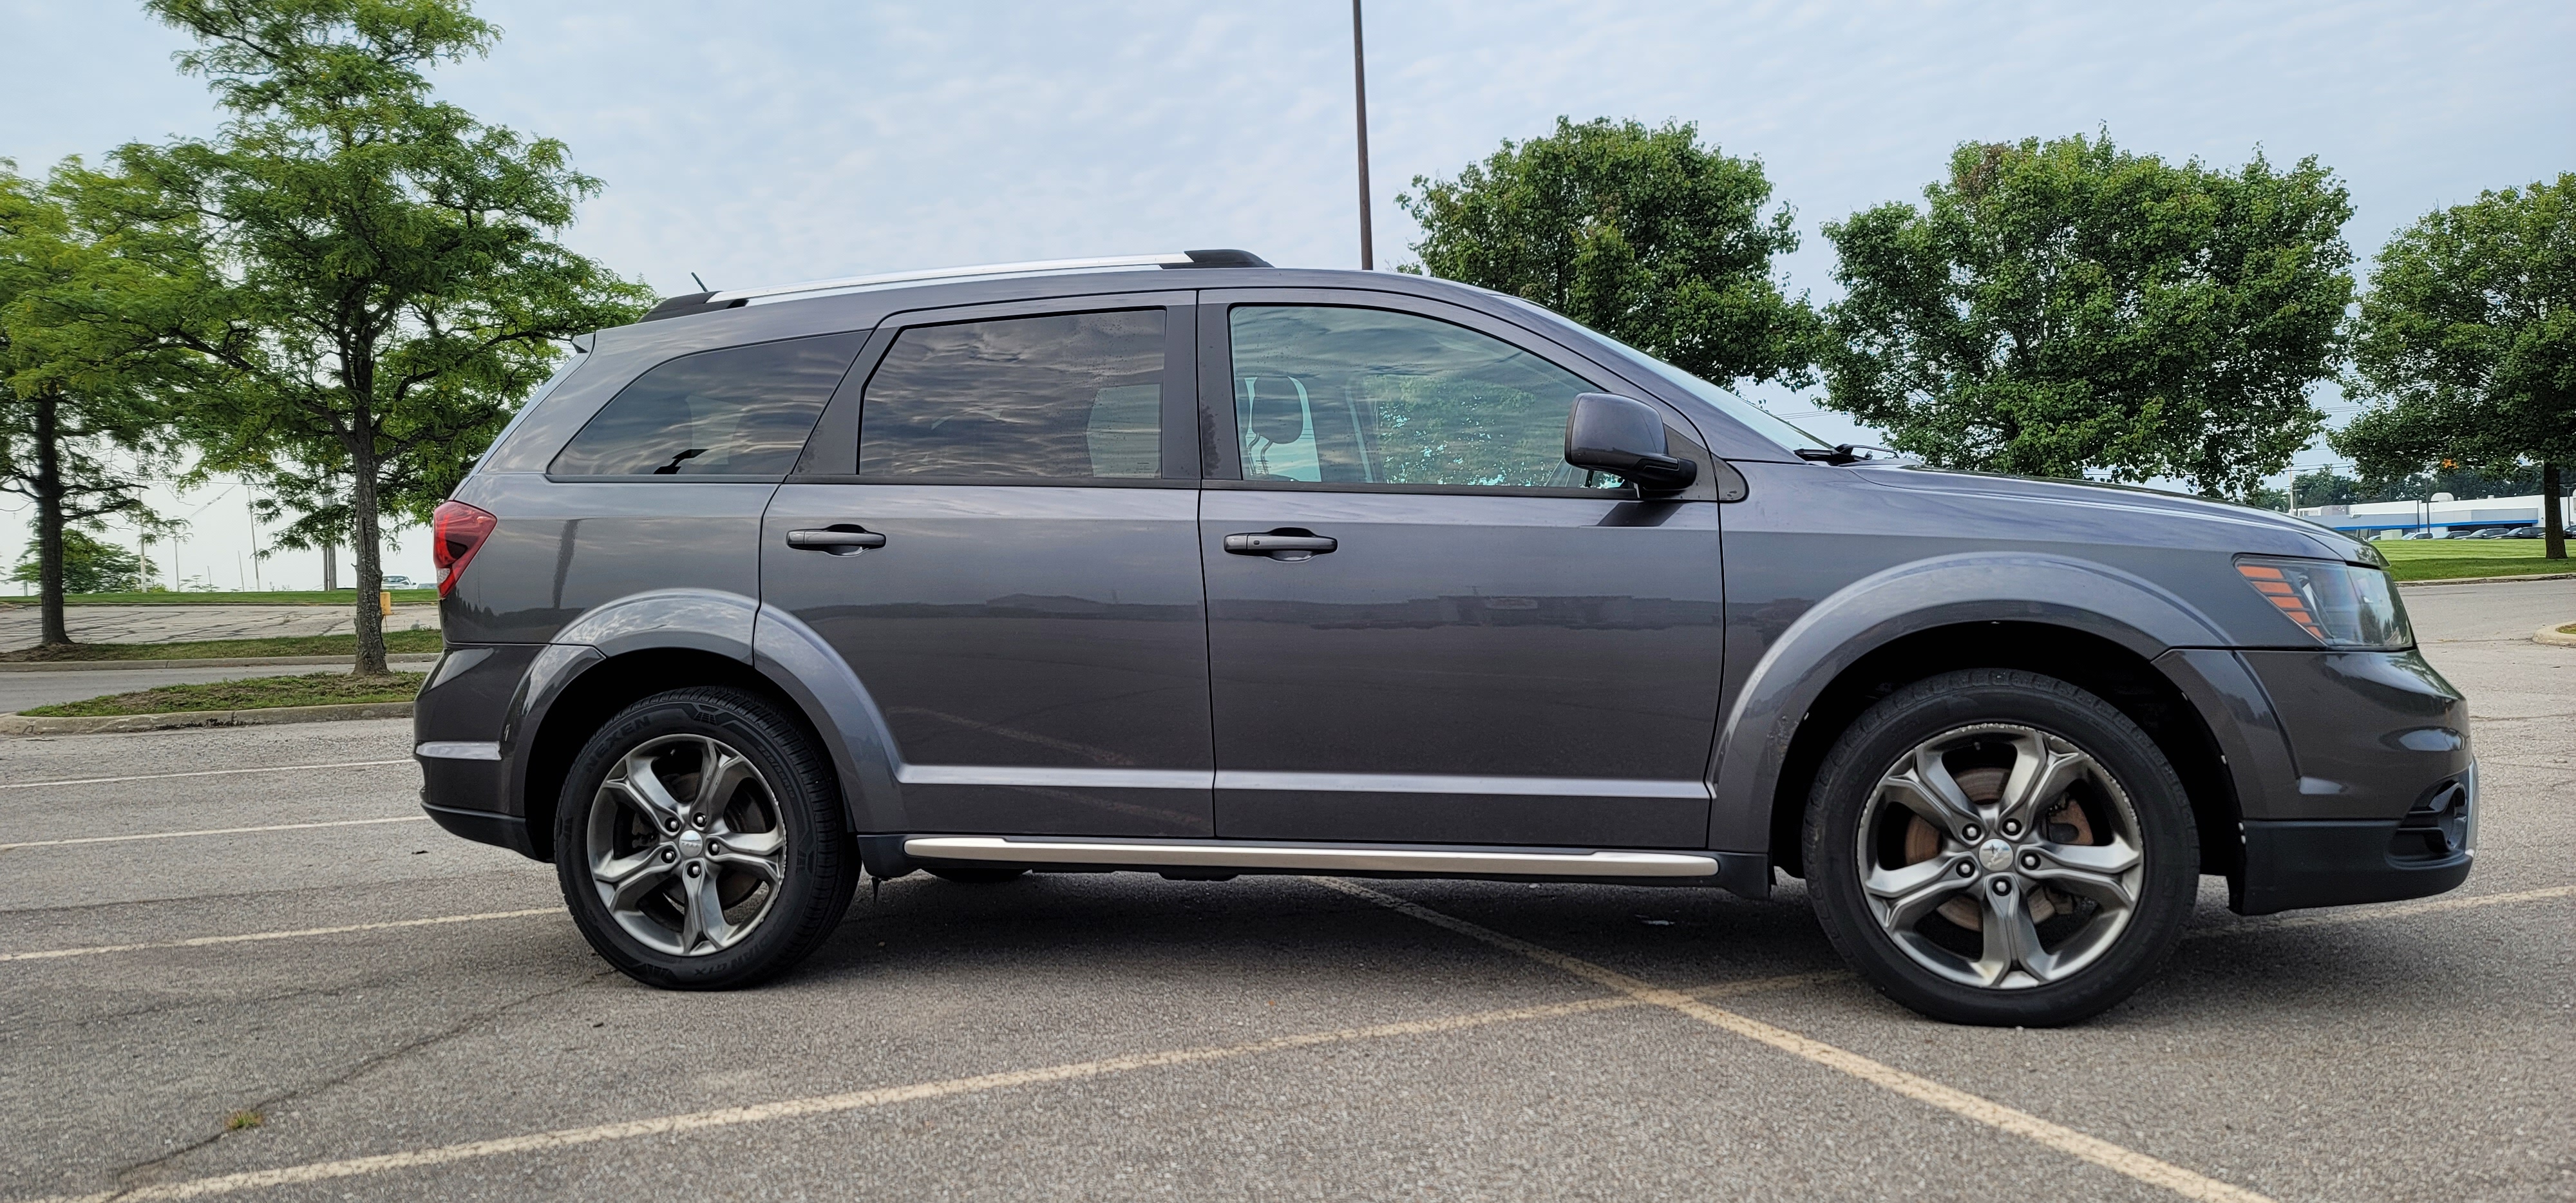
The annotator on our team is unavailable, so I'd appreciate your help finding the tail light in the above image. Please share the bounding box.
[432,500,498,598]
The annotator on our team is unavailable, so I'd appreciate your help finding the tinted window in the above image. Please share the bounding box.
[549,333,862,477]
[859,310,1164,478]
[1227,306,1611,489]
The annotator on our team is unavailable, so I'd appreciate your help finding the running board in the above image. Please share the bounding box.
[900,835,1723,878]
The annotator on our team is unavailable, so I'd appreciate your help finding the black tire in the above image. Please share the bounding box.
[1803,669,2198,1026]
[926,866,1030,885]
[554,687,855,989]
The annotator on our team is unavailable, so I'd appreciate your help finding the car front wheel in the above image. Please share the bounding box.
[1803,669,2199,1026]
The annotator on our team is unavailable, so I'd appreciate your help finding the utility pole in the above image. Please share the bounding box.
[1352,0,1374,270]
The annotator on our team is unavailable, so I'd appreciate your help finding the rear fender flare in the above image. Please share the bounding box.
[750,602,904,835]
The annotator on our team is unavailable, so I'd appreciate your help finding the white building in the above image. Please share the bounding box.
[2293,493,2575,538]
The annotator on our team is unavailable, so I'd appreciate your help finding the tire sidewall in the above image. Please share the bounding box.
[554,688,849,989]
[1804,670,2199,1026]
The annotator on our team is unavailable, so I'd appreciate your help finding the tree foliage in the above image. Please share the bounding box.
[2333,174,2576,556]
[1397,117,1820,388]
[0,165,191,644]
[100,0,650,671]
[1821,133,2354,500]
[11,528,147,594]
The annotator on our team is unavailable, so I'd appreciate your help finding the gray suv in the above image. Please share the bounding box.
[417,251,2475,1025]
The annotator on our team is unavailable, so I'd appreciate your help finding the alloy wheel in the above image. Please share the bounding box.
[585,733,789,957]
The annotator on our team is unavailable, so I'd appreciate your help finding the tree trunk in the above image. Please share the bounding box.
[349,432,390,675]
[321,540,337,591]
[35,391,70,647]
[2546,462,2566,562]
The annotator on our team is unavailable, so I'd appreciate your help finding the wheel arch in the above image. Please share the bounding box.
[1710,554,2253,886]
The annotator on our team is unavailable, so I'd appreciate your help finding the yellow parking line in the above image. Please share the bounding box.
[0,815,428,852]
[0,908,558,963]
[1308,876,2276,1203]
[16,975,1826,1203]
[0,759,413,791]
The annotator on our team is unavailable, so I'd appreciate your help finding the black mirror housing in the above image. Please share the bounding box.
[1564,393,1698,491]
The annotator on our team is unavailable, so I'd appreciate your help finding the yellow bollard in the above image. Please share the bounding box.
[379,590,392,618]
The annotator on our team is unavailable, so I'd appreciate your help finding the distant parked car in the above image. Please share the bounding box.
[383,575,416,588]
[2465,528,2508,540]
[2505,526,2546,539]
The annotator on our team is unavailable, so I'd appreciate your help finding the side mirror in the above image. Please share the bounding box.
[1564,393,1697,491]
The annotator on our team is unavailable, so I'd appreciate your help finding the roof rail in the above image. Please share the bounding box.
[702,249,1268,306]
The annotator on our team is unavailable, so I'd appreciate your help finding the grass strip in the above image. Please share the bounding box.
[2373,539,2573,581]
[0,629,444,663]
[0,589,439,606]
[19,671,425,717]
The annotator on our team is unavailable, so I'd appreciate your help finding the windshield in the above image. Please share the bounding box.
[1487,294,1835,453]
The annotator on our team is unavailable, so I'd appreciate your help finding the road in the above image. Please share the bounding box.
[0,580,2568,1202]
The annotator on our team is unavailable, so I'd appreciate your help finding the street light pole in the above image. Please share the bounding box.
[1351,0,1373,270]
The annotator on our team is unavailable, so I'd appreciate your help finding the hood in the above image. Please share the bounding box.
[1850,463,2372,564]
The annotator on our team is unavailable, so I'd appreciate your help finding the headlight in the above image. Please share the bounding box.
[2235,556,2413,650]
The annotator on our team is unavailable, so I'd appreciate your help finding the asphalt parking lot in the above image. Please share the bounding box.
[3,580,2569,1202]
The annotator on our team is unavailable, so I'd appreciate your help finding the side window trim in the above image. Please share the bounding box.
[1197,290,1714,500]
[788,291,1199,488]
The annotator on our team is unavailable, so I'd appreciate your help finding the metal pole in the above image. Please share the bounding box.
[1352,0,1374,270]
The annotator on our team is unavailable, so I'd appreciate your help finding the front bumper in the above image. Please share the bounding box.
[2233,761,2476,915]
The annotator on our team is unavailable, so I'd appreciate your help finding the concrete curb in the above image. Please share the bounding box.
[2535,624,2576,649]
[0,654,440,673]
[0,700,415,736]
[2399,571,2576,588]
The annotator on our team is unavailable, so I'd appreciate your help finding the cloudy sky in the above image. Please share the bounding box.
[6,0,2571,589]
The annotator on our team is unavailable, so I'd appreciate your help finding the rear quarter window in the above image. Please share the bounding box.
[549,332,867,477]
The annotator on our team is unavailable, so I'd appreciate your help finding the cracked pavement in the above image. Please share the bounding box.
[0,579,2569,1202]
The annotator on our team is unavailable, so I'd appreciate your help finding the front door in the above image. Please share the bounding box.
[1198,295,1727,849]
[762,295,1213,837]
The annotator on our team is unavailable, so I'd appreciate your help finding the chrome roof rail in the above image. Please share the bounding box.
[704,249,1269,305]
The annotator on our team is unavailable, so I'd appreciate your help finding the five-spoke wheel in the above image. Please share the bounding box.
[1806,670,2197,1026]
[555,688,855,989]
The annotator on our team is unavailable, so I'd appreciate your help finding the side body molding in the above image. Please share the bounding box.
[1706,553,2252,853]
[750,602,905,835]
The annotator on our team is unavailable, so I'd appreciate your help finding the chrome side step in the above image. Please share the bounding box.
[901,835,1721,878]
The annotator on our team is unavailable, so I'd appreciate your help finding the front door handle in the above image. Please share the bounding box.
[1223,530,1336,561]
[786,526,887,555]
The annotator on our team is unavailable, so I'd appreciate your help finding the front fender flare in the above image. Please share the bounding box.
[1707,553,2239,854]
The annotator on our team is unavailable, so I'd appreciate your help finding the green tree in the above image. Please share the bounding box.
[0,165,187,645]
[1821,134,2354,499]
[103,0,649,673]
[1398,117,1820,387]
[2334,175,2576,558]
[10,528,147,595]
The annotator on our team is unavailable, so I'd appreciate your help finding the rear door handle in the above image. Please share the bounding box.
[1223,531,1336,560]
[787,526,887,554]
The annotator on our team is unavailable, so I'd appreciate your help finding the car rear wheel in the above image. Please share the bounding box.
[554,687,855,989]
[1804,669,2197,1026]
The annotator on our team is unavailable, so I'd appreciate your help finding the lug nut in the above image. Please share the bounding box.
[685,862,701,878]
[694,813,710,829]
[708,842,726,856]
[1962,824,1982,841]
[1991,878,2012,895]
[2022,852,2041,870]
[662,818,680,834]
[660,848,677,864]
[2002,819,2022,837]
[1955,860,1975,877]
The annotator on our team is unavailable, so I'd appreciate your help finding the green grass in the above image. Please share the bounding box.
[20,671,425,717]
[0,589,439,606]
[2374,538,2574,582]
[0,629,445,663]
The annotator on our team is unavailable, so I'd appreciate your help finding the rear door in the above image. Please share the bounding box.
[1197,291,1727,849]
[762,293,1213,837]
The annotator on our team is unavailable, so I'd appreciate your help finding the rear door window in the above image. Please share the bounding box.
[858,310,1165,479]
[1227,305,1614,489]
[549,332,864,477]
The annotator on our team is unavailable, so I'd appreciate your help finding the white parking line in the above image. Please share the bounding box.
[0,815,428,852]
[0,759,413,791]
[0,908,558,963]
[14,975,1825,1203]
[1310,876,2278,1203]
